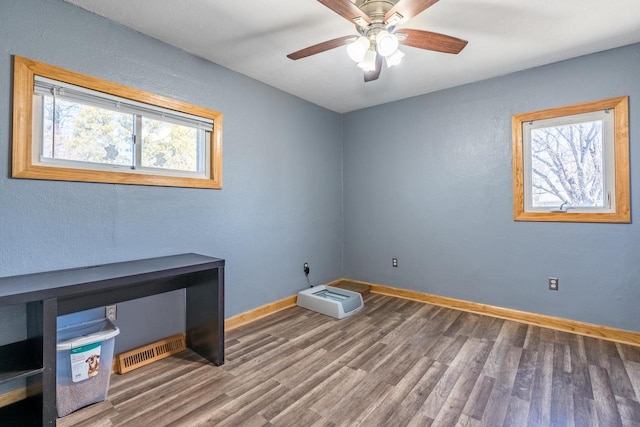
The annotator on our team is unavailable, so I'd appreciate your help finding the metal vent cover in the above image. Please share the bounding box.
[117,333,186,374]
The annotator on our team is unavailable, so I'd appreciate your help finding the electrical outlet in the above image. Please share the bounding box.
[392,258,398,268]
[548,277,559,291]
[303,263,310,276]
[106,305,117,321]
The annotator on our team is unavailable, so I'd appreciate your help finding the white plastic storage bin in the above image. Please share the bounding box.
[56,318,120,418]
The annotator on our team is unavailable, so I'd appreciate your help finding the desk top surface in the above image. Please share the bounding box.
[0,253,224,305]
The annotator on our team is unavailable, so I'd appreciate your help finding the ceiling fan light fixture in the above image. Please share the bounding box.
[287,0,467,83]
[357,49,377,71]
[385,49,405,67]
[376,30,399,57]
[347,36,370,63]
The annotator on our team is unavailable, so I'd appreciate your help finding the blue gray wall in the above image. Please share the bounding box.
[0,0,343,355]
[343,43,640,333]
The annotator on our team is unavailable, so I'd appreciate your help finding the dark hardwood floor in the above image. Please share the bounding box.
[58,294,640,426]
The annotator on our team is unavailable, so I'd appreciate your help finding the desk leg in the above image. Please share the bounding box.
[185,268,224,365]
[27,298,57,426]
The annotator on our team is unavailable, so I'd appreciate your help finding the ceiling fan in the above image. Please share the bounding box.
[287,0,468,82]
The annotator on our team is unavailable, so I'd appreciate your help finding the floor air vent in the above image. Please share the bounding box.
[117,333,186,374]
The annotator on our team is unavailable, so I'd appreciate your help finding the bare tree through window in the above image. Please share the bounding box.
[530,120,604,208]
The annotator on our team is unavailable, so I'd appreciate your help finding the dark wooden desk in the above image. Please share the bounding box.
[0,253,225,426]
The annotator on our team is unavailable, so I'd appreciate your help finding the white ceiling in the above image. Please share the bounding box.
[64,0,640,113]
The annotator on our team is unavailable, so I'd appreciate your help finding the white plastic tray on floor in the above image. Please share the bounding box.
[297,285,364,319]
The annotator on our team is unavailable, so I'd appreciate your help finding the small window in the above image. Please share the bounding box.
[13,56,222,189]
[513,97,629,223]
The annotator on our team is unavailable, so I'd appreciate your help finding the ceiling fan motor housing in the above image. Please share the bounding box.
[355,0,399,37]
[356,0,398,22]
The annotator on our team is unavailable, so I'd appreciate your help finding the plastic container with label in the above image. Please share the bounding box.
[56,318,120,418]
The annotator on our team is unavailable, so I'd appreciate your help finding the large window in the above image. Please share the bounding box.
[513,97,629,223]
[13,56,222,189]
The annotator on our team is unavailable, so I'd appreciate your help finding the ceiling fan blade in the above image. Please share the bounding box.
[398,29,468,54]
[385,0,440,24]
[287,35,357,60]
[318,0,370,25]
[364,54,383,82]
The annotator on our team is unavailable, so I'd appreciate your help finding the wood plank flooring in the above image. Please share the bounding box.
[58,294,640,426]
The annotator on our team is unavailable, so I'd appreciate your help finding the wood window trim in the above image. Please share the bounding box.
[12,55,223,189]
[512,96,630,223]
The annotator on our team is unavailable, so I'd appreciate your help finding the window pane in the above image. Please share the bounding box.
[41,96,133,166]
[140,118,201,172]
[529,120,604,208]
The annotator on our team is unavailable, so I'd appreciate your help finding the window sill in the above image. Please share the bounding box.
[513,210,630,223]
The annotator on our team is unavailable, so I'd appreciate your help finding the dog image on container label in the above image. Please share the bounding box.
[70,342,101,383]
[86,354,100,377]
